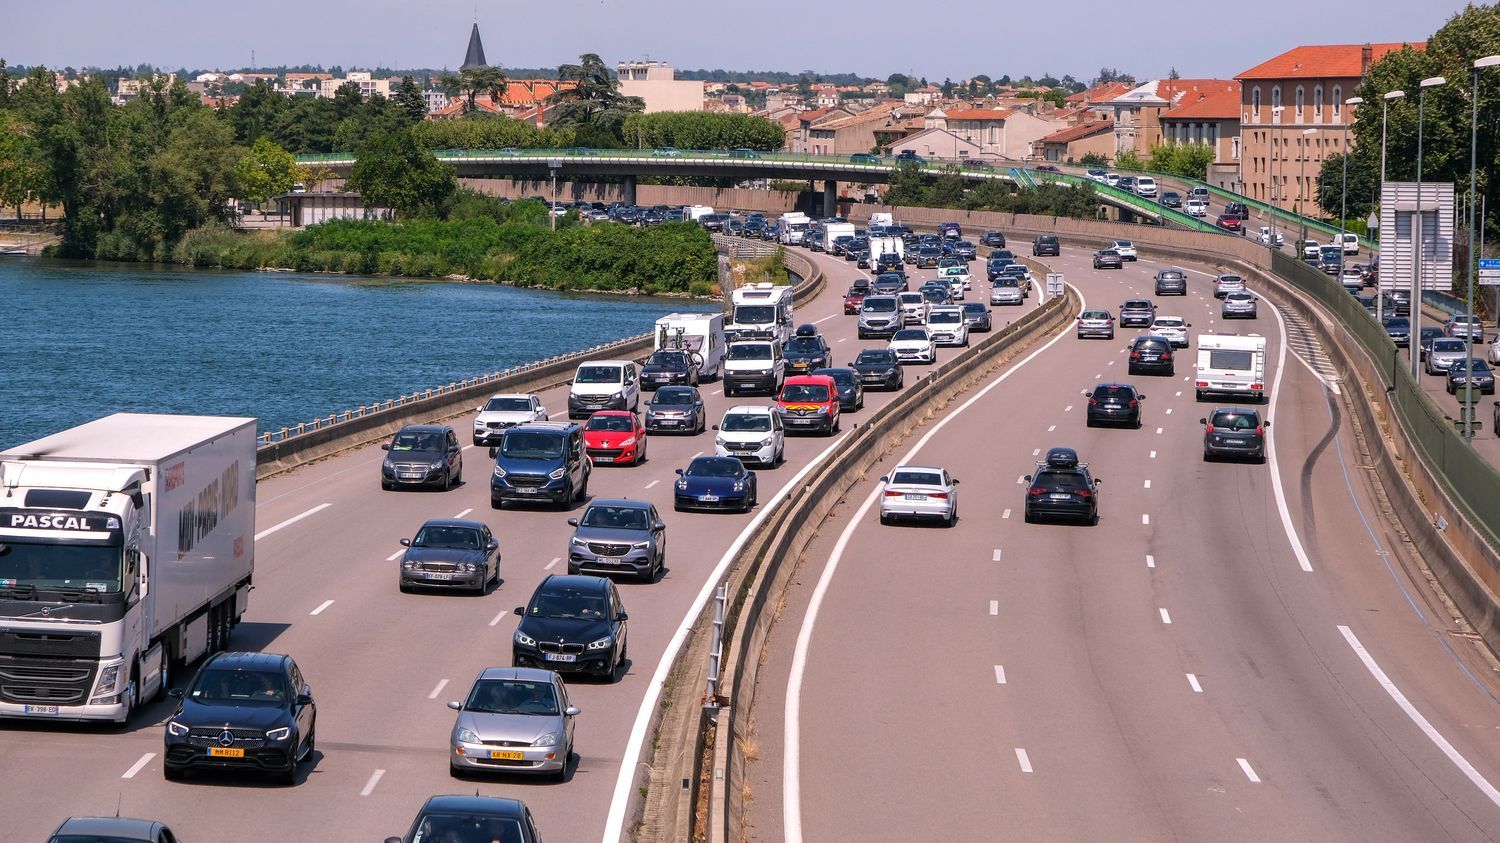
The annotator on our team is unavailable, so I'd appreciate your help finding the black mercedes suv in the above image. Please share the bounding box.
[163,651,316,784]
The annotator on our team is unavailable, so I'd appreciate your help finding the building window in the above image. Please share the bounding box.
[1314,85,1323,121]
[1272,86,1282,114]
[1333,86,1343,120]
[1252,86,1261,121]
[1296,86,1305,120]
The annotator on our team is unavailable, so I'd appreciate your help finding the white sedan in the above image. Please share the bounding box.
[1149,316,1191,348]
[888,328,937,364]
[1110,240,1138,261]
[1186,199,1209,217]
[1488,335,1500,365]
[878,465,959,527]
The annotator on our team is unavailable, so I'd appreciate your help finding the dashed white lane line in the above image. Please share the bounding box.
[1064,405,1073,412]
[994,665,1007,684]
[1187,673,1203,693]
[310,600,334,616]
[812,313,839,325]
[1159,608,1172,624]
[453,508,473,519]
[1002,508,1012,519]
[1108,359,1116,365]
[544,557,560,570]
[462,444,476,452]
[122,752,155,779]
[992,548,1003,561]
[488,609,509,627]
[1146,554,1156,568]
[1175,390,1183,397]
[1150,450,1158,459]
[427,678,449,700]
[1094,373,1102,379]
[644,480,659,489]
[1338,625,1500,807]
[837,337,847,342]
[1016,475,1026,485]
[255,503,332,541]
[989,600,999,616]
[1165,408,1173,415]
[1143,479,1152,489]
[711,390,722,396]
[548,411,568,419]
[1047,424,1057,432]
[1015,748,1034,773]
[1032,448,1041,456]
[386,548,405,562]
[1237,758,1261,783]
[1156,427,1164,434]
[1143,513,1151,525]
[360,768,386,796]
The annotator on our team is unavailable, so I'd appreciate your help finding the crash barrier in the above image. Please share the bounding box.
[634,286,1079,842]
[255,242,821,480]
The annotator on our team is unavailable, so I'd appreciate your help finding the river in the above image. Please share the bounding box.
[0,258,715,449]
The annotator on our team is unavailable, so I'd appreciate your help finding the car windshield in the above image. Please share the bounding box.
[586,415,634,432]
[648,352,688,367]
[575,366,622,384]
[499,431,565,460]
[413,526,483,549]
[929,311,962,324]
[781,384,831,403]
[483,397,532,413]
[727,344,772,360]
[190,667,287,705]
[411,814,526,843]
[855,350,896,365]
[995,279,1019,288]
[652,388,696,406]
[722,413,772,432]
[891,470,942,486]
[391,430,443,452]
[893,329,928,341]
[1211,412,1259,430]
[580,505,651,530]
[527,587,608,620]
[1432,340,1466,352]
[1385,318,1410,330]
[686,457,743,478]
[863,298,898,313]
[786,337,823,353]
[464,678,560,716]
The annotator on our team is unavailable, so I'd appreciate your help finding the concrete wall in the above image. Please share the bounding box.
[457,178,801,214]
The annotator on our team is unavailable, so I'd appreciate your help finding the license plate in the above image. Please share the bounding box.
[399,473,423,479]
[594,456,614,463]
[1223,439,1246,445]
[427,572,455,580]
[596,556,621,565]
[700,495,719,502]
[1050,493,1072,500]
[23,704,58,715]
[517,487,538,494]
[904,493,927,501]
[208,747,245,758]
[544,653,577,663]
[489,749,524,760]
[658,420,679,426]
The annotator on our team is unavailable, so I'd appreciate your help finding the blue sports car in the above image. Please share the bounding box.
[673,456,758,512]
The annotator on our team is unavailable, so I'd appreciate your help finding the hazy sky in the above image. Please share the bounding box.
[0,0,1468,81]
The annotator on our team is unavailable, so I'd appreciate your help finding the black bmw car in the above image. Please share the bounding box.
[850,349,904,390]
[640,349,700,389]
[163,651,316,784]
[512,575,628,681]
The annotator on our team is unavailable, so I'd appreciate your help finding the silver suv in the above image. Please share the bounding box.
[567,498,666,582]
[1221,291,1257,319]
[1118,298,1156,327]
[857,295,903,339]
[1154,268,1188,296]
[1213,274,1247,298]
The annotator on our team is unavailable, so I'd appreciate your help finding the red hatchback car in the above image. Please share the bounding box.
[844,287,867,314]
[1215,214,1242,232]
[584,411,647,466]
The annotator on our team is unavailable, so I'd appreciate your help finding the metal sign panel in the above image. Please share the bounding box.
[1045,273,1065,298]
[1378,181,1454,291]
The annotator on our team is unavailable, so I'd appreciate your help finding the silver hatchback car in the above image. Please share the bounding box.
[1221,291,1258,319]
[1426,337,1470,375]
[448,667,578,781]
[1213,274,1247,298]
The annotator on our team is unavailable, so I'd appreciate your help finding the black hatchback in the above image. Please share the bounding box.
[513,575,628,681]
[387,795,541,843]
[1127,335,1176,375]
[1201,407,1269,462]
[850,348,904,390]
[163,651,316,784]
[1085,383,1145,428]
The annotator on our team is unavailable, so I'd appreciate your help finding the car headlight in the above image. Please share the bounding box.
[455,727,480,745]
[715,437,728,447]
[732,480,746,491]
[534,731,562,747]
[619,436,636,447]
[383,458,395,468]
[430,461,445,470]
[632,540,651,549]
[587,636,614,651]
[676,480,688,489]
[166,720,189,737]
[474,421,486,429]
[514,630,536,647]
[549,467,566,480]
[609,391,623,400]
[266,726,292,741]
[493,465,506,477]
[403,558,418,569]
[461,562,478,573]
[95,663,121,694]
[758,438,773,448]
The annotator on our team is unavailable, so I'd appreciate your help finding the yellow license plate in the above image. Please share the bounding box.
[488,750,524,760]
[207,747,245,758]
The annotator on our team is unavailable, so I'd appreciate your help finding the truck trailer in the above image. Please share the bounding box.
[0,414,257,724]
[1195,335,1268,402]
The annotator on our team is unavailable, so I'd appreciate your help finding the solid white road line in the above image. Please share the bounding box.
[427,678,449,700]
[545,557,560,570]
[692,451,704,459]
[994,665,1007,684]
[992,548,1003,561]
[1237,758,1261,783]
[488,609,509,627]
[989,600,999,616]
[453,508,472,519]
[1016,748,1034,773]
[310,600,334,616]
[783,288,1083,843]
[644,480,659,489]
[1146,554,1156,568]
[254,503,332,541]
[386,548,405,562]
[1338,625,1500,807]
[1187,673,1203,693]
[360,768,386,796]
[1264,303,1317,573]
[122,752,155,779]
[1002,508,1012,519]
[1159,608,1172,624]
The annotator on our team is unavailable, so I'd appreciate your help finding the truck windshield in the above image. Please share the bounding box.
[0,541,123,594]
[734,306,776,325]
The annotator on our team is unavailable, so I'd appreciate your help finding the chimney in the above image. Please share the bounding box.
[1361,43,1373,76]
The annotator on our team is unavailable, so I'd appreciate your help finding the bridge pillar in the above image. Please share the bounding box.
[822,180,837,217]
[623,175,637,208]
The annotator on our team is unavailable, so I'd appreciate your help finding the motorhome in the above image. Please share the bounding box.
[1195,334,1268,402]
[654,312,726,380]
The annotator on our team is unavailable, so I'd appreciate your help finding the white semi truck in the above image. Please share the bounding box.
[0,414,257,724]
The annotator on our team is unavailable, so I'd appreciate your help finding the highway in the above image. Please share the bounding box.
[747,246,1500,841]
[0,243,1041,841]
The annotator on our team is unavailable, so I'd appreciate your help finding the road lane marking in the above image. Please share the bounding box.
[427,678,449,700]
[1143,480,1152,488]
[360,769,386,796]
[710,390,721,396]
[1143,514,1151,525]
[1047,424,1056,432]
[992,548,1003,561]
[1146,554,1156,568]
[692,451,704,459]
[1064,405,1073,412]
[1237,758,1261,783]
[1165,408,1173,415]
[1002,508,1012,519]
[812,314,838,325]
[1032,448,1040,456]
[488,609,509,627]
[461,444,476,452]
[1108,359,1116,365]
[1175,390,1182,397]
[1016,475,1026,484]
[545,557,560,570]
[1187,673,1203,693]
[1156,427,1164,434]
[644,480,659,489]
[453,508,472,519]
[1094,373,1101,378]
[310,600,334,616]
[1338,625,1500,807]
[1015,748,1033,773]
[989,600,999,615]
[1159,608,1172,624]
[255,503,331,541]
[386,548,405,562]
[122,752,155,779]
[994,665,1007,684]
[1150,450,1157,458]
[1264,304,1316,572]
[837,337,847,342]
[548,411,567,419]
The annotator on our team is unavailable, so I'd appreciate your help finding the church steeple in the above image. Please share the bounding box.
[461,23,487,70]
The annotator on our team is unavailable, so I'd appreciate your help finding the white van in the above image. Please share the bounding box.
[1195,335,1267,402]
[728,282,795,345]
[1333,232,1360,255]
[654,312,726,379]
[568,359,641,419]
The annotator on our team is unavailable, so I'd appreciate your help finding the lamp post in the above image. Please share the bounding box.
[1378,90,1405,321]
[1412,76,1446,380]
[1298,127,1317,244]
[548,158,562,232]
[1342,97,1364,272]
[1269,105,1285,249]
[1463,58,1500,439]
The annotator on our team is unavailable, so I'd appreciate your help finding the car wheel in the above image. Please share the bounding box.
[879,511,892,526]
[1023,508,1037,524]
[152,648,171,703]
[945,507,957,527]
[277,761,297,786]
[441,469,452,491]
[163,764,185,782]
[381,480,392,491]
[551,746,571,783]
[1089,509,1100,527]
[450,764,467,780]
[1195,390,1206,401]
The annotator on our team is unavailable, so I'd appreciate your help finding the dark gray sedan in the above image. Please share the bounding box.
[1092,249,1124,270]
[644,385,706,434]
[399,519,500,594]
[567,498,666,582]
[1446,359,1496,395]
[961,302,993,332]
[47,817,179,843]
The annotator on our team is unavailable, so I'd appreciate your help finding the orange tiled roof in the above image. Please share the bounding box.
[1237,42,1425,79]
[1039,118,1114,144]
[943,108,1012,121]
[1067,81,1132,104]
[1163,85,1242,120]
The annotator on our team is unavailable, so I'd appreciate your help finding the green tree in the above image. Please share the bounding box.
[1316,151,1379,220]
[227,79,287,144]
[620,111,785,150]
[549,53,644,142]
[1146,141,1214,179]
[440,65,509,115]
[1114,149,1143,170]
[882,160,929,206]
[235,135,297,203]
[393,75,428,124]
[331,81,364,120]
[271,96,338,153]
[346,127,456,218]
[1078,151,1109,168]
[0,108,44,216]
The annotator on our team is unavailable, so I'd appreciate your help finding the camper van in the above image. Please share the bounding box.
[1195,334,1268,402]
[727,282,795,346]
[654,312,726,380]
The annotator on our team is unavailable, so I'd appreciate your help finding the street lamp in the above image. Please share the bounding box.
[1463,57,1500,439]
[548,158,563,232]
[1378,90,1405,321]
[1298,127,1317,243]
[1269,104,1285,248]
[1412,75,1446,380]
[1341,97,1363,271]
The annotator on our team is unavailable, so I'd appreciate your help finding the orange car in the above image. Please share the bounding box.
[583,410,647,465]
[775,374,841,435]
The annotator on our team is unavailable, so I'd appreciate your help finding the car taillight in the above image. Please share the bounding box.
[1028,487,1044,496]
[1130,351,1141,359]
[1076,489,1092,498]
[1088,397,1098,406]
[1128,399,1138,408]
[883,490,902,497]
[928,492,950,500]
[1196,381,1209,387]
[1162,352,1172,360]
[1256,425,1264,436]
[1205,424,1214,434]
[1251,383,1263,390]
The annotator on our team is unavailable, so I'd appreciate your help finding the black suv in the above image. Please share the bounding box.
[163,651,316,784]
[783,325,832,374]
[512,575,628,681]
[381,425,463,491]
[1154,268,1188,295]
[1032,234,1060,257]
[1201,407,1269,462]
[980,231,1007,247]
[641,349,700,389]
[491,422,591,508]
[1127,335,1176,375]
[1084,383,1146,428]
[1223,201,1249,219]
[1023,447,1101,525]
[875,253,903,273]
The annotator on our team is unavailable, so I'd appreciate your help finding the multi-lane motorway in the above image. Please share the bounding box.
[742,245,1500,841]
[0,244,1041,841]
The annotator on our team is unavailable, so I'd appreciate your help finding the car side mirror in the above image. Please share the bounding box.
[168,688,184,699]
[447,700,462,711]
[565,705,581,717]
[514,606,526,616]
[711,424,720,431]
[1094,478,1102,484]
[1138,395,1146,400]
[1186,323,1193,328]
[675,468,684,475]
[1263,420,1271,428]
[487,541,498,551]
[296,694,313,707]
[952,479,960,485]
[386,837,404,843]
[399,538,411,547]
[566,518,579,527]
[381,443,390,451]
[879,475,889,483]
[1199,418,1208,425]
[616,612,628,622]
[653,521,666,531]
[1023,474,1033,482]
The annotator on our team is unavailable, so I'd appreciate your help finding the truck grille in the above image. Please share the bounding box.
[0,656,97,705]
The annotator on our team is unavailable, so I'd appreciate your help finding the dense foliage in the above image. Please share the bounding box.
[620,112,785,151]
[1145,142,1215,181]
